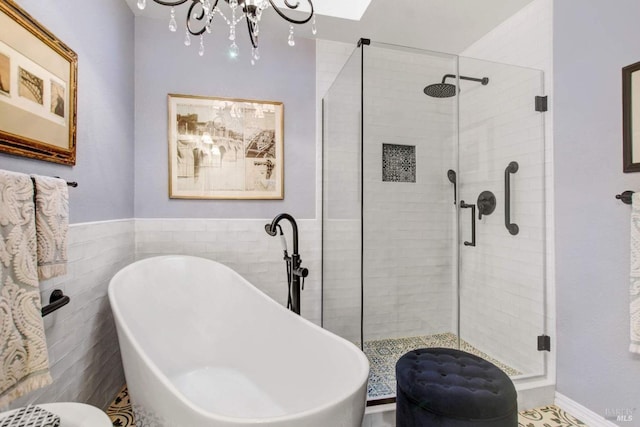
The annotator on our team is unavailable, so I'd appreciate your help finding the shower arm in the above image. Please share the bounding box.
[442,74,489,85]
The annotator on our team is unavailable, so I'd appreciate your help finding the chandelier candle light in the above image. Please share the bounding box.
[137,0,316,64]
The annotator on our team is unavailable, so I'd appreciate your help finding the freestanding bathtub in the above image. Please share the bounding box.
[108,255,369,427]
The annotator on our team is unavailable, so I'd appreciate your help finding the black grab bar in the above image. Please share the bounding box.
[504,162,520,236]
[41,289,70,317]
[460,201,476,247]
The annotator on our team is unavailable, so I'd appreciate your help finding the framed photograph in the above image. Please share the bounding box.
[0,1,78,165]
[623,61,640,172]
[168,94,284,199]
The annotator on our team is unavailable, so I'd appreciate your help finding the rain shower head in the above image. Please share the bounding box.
[424,74,489,98]
[424,83,457,98]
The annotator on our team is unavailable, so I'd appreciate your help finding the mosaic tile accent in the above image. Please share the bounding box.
[518,405,588,427]
[382,143,416,183]
[106,386,135,427]
[364,332,521,400]
[107,388,587,427]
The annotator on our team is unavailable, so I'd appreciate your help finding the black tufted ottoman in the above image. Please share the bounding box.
[395,348,517,427]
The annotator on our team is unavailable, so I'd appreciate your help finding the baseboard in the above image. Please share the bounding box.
[363,405,396,427]
[517,384,555,410]
[555,392,620,427]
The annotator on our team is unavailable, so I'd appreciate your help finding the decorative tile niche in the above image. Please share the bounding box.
[382,143,416,183]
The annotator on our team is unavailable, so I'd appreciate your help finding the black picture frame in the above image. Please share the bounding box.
[623,61,640,172]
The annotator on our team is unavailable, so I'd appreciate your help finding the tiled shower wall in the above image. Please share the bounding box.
[7,220,134,411]
[362,46,458,340]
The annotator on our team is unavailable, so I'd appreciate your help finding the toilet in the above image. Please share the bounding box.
[0,402,111,427]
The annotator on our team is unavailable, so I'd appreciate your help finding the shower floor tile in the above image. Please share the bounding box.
[107,387,587,427]
[364,332,521,401]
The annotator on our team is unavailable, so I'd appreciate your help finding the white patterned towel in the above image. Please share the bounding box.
[630,193,640,354]
[0,170,52,407]
[30,175,68,280]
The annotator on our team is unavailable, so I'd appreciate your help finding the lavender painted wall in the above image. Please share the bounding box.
[0,0,135,411]
[0,0,135,224]
[133,16,316,219]
[554,0,640,418]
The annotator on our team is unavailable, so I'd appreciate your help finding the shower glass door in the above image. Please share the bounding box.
[457,56,547,378]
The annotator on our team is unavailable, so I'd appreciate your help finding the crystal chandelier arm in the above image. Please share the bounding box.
[186,0,221,36]
[266,0,314,24]
[150,0,189,6]
[246,18,259,49]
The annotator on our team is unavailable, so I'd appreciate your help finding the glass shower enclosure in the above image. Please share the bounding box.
[322,41,547,403]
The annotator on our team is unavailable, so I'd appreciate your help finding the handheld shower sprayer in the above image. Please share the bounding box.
[447,169,457,205]
[277,225,288,255]
[264,223,288,255]
[264,224,277,236]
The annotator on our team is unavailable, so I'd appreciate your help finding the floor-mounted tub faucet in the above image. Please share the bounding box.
[265,213,308,315]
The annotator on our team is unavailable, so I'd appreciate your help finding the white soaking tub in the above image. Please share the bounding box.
[108,255,369,427]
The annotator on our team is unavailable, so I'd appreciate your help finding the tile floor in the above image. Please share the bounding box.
[519,406,588,427]
[364,332,521,399]
[107,387,588,427]
[106,387,134,427]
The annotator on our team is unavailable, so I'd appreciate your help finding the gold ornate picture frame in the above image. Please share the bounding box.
[0,1,78,165]
[168,94,284,200]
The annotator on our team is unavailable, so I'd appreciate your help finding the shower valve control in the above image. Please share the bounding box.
[477,191,497,220]
[294,267,309,278]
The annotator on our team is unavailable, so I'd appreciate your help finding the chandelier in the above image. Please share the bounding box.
[137,0,316,64]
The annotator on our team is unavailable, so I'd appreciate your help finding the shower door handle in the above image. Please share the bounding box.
[460,201,476,247]
[504,161,520,235]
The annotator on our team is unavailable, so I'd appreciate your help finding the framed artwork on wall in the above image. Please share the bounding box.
[0,0,78,165]
[168,94,284,199]
[623,60,640,172]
